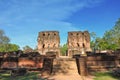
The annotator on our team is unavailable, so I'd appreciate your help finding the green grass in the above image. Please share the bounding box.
[94,72,120,80]
[1,71,119,80]
[0,71,46,80]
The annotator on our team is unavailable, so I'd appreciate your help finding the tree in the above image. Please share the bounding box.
[103,18,120,50]
[0,29,10,44]
[0,29,20,52]
[90,32,97,52]
[23,45,33,53]
[0,44,19,52]
[33,46,38,52]
[60,44,67,56]
[90,18,120,51]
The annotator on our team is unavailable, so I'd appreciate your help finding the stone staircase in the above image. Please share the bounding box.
[43,57,94,80]
[52,57,78,75]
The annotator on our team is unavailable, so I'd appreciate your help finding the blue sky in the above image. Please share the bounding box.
[0,0,120,49]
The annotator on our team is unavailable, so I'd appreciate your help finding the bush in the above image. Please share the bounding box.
[94,72,119,80]
[112,68,120,77]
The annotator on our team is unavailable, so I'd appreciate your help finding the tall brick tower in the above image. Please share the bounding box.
[67,31,91,57]
[37,31,60,56]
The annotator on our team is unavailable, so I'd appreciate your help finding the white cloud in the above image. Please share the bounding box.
[0,0,104,23]
[0,0,104,48]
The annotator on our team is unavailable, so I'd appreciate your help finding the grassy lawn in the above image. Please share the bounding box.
[0,70,120,80]
[94,72,120,80]
[0,71,46,80]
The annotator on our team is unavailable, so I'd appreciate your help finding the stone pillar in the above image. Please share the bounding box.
[42,57,54,75]
[79,57,87,76]
[0,58,2,69]
[76,57,87,76]
[81,47,87,56]
[115,57,119,67]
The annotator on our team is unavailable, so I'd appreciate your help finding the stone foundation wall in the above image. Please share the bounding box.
[75,54,120,75]
[86,55,119,72]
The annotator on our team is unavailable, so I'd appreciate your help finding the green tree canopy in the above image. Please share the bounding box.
[90,32,98,51]
[23,45,33,53]
[0,29,10,44]
[60,43,67,56]
[103,18,120,50]
[90,18,120,51]
[0,29,20,52]
[0,44,19,52]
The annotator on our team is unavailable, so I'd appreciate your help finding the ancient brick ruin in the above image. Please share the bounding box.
[67,31,91,57]
[0,31,120,77]
[37,31,60,56]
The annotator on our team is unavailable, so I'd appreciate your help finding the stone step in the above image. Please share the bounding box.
[52,58,78,75]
